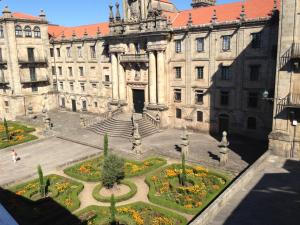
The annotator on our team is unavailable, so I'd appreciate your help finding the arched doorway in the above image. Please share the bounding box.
[219,114,229,133]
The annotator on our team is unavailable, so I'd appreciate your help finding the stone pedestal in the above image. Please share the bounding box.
[132,122,143,154]
[181,125,190,157]
[219,131,229,166]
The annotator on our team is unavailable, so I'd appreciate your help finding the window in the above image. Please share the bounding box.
[249,65,260,81]
[135,43,141,54]
[80,83,85,92]
[50,48,54,57]
[56,48,61,57]
[68,67,73,76]
[79,67,84,76]
[176,108,182,119]
[195,90,204,105]
[70,82,74,91]
[31,84,38,92]
[78,47,82,58]
[53,82,57,90]
[251,32,261,49]
[175,67,182,79]
[66,47,71,58]
[247,117,257,130]
[58,66,62,75]
[27,48,34,61]
[0,25,4,38]
[15,25,22,37]
[0,48,2,61]
[248,92,259,108]
[33,26,41,38]
[196,67,204,80]
[4,101,9,107]
[175,40,182,53]
[92,83,97,89]
[82,100,87,111]
[24,26,32,37]
[89,46,96,58]
[52,66,56,75]
[220,91,229,106]
[61,97,66,108]
[29,67,36,81]
[221,66,230,80]
[59,82,64,90]
[105,75,110,82]
[174,89,182,102]
[197,111,203,122]
[196,38,204,52]
[222,35,231,51]
[94,102,98,108]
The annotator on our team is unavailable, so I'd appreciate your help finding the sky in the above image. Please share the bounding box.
[1,0,240,26]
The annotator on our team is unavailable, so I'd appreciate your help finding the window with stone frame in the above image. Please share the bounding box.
[56,48,61,57]
[94,102,98,108]
[248,92,259,108]
[250,65,260,81]
[0,25,4,38]
[197,111,203,122]
[0,48,3,62]
[196,38,205,52]
[52,66,56,75]
[175,67,182,79]
[68,67,73,76]
[31,84,38,92]
[196,66,204,80]
[247,117,257,130]
[222,35,231,51]
[69,82,74,91]
[58,66,62,75]
[80,83,85,92]
[29,67,36,81]
[195,90,204,105]
[50,48,54,57]
[251,32,262,49]
[78,46,82,58]
[24,26,32,37]
[176,108,182,119]
[66,47,71,58]
[175,40,182,53]
[105,75,110,82]
[79,67,84,76]
[4,100,9,107]
[174,89,182,102]
[221,66,230,80]
[53,82,57,90]
[33,26,41,38]
[90,46,96,58]
[27,48,35,61]
[15,25,23,37]
[59,81,64,90]
[92,83,97,89]
[82,100,87,111]
[220,91,229,106]
[135,43,141,54]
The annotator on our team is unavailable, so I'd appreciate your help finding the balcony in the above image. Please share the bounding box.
[291,43,300,59]
[280,43,300,69]
[0,58,7,65]
[18,57,48,66]
[279,93,300,109]
[119,53,149,63]
[20,75,49,84]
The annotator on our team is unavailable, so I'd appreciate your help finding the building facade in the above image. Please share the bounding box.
[0,0,282,141]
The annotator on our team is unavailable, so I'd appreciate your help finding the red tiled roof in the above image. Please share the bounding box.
[12,12,39,20]
[170,0,278,28]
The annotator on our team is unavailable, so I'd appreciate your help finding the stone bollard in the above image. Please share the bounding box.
[219,131,230,166]
[181,125,190,158]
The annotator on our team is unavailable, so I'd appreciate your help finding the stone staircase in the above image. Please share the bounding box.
[87,113,159,139]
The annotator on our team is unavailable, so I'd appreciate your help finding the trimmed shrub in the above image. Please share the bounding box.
[102,154,125,188]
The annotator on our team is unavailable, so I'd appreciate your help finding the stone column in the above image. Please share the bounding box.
[157,50,165,106]
[149,51,157,105]
[111,53,119,102]
[118,60,126,102]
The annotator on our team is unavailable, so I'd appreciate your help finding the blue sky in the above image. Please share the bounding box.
[1,0,240,26]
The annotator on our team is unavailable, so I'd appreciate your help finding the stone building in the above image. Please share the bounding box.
[0,0,281,140]
[269,0,300,158]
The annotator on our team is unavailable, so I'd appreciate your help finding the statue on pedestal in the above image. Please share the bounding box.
[219,131,230,166]
[181,125,190,158]
[132,122,142,154]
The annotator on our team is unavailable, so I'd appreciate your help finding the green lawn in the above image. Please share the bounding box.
[0,121,38,149]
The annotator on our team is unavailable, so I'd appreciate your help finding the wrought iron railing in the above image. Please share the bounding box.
[18,57,48,64]
[280,43,300,68]
[291,43,300,59]
[277,93,300,112]
[120,54,149,63]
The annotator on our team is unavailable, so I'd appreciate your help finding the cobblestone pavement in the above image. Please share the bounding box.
[208,155,300,225]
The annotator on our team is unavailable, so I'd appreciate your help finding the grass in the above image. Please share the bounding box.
[146,164,231,215]
[76,202,188,225]
[92,179,137,203]
[9,174,84,212]
[64,156,167,182]
[0,121,38,149]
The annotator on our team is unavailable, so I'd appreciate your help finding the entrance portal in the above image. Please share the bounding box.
[133,89,145,113]
[72,99,77,112]
[219,114,229,133]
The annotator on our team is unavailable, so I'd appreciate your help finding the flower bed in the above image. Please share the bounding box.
[92,179,137,203]
[9,174,84,212]
[0,121,38,149]
[146,164,230,215]
[76,202,187,225]
[64,157,167,182]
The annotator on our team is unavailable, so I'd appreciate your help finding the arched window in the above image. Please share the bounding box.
[0,25,4,38]
[24,26,32,37]
[15,25,23,37]
[247,117,257,130]
[33,26,41,38]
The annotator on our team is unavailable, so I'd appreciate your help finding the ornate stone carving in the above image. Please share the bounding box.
[128,0,140,21]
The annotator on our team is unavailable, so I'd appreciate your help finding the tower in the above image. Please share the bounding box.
[191,0,216,8]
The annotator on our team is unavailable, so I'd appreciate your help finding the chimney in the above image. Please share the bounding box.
[191,0,216,8]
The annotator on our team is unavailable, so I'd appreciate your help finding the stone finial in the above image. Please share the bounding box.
[211,9,217,25]
[187,13,193,27]
[133,122,143,154]
[148,0,153,15]
[83,29,88,37]
[181,125,190,157]
[157,0,162,15]
[96,26,101,37]
[115,1,121,21]
[72,30,77,39]
[167,16,172,27]
[2,6,12,18]
[240,4,246,22]
[109,4,114,23]
[219,131,230,166]
[39,9,46,20]
[273,0,278,11]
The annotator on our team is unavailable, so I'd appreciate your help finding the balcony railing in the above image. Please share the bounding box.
[18,57,48,65]
[119,54,149,63]
[20,75,49,84]
[278,93,300,109]
[280,43,300,68]
[291,43,300,59]
[0,58,7,65]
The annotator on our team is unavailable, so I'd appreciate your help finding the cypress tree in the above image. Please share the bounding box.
[110,194,116,225]
[104,133,108,157]
[37,165,45,197]
[4,118,9,140]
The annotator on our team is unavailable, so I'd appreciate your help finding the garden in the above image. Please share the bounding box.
[0,119,38,149]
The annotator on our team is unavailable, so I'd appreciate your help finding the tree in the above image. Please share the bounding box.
[104,133,109,157]
[110,194,116,225]
[37,165,46,198]
[3,118,9,140]
[102,154,125,189]
[180,152,187,186]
